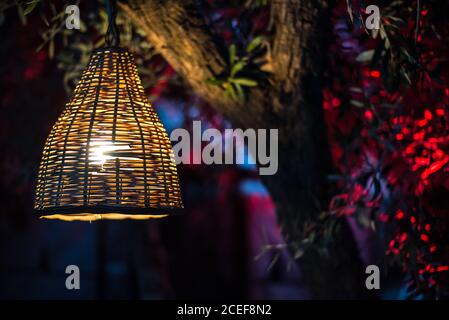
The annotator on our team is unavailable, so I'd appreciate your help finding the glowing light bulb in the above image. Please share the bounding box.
[89,140,139,170]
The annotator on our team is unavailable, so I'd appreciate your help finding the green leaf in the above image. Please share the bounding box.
[349,99,365,107]
[355,50,374,62]
[293,247,305,259]
[402,69,412,85]
[225,83,238,101]
[267,252,279,271]
[230,60,246,77]
[246,36,263,53]
[229,44,236,65]
[231,77,258,87]
[414,0,421,43]
[234,83,245,103]
[17,4,27,25]
[346,0,354,23]
[24,0,39,16]
[386,16,405,24]
[205,77,225,86]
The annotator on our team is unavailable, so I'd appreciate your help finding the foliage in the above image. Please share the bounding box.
[3,0,168,93]
[206,37,266,102]
[14,0,270,102]
[202,0,270,102]
[325,0,449,299]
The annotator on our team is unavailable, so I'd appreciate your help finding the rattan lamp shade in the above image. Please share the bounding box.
[34,47,183,221]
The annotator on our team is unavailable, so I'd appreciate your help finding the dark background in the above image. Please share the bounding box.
[0,7,306,300]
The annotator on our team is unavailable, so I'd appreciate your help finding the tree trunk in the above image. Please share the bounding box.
[120,0,370,298]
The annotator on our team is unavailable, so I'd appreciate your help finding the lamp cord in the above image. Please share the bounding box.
[105,0,120,47]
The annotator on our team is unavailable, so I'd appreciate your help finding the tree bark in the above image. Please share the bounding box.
[120,0,369,298]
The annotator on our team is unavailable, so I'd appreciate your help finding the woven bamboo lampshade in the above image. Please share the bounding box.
[33,47,183,221]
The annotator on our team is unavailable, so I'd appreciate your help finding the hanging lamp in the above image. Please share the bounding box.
[33,0,183,221]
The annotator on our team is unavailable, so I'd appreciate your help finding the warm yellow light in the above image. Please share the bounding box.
[89,140,140,171]
[33,47,183,221]
[40,213,168,222]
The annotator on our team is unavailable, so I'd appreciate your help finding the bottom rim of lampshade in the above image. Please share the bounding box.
[34,204,182,221]
[38,213,168,221]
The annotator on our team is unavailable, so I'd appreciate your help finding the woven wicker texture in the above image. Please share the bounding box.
[34,47,182,221]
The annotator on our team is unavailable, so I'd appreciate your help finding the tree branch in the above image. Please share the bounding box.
[269,0,334,115]
[120,0,255,126]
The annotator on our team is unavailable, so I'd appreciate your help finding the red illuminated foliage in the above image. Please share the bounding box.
[324,1,449,298]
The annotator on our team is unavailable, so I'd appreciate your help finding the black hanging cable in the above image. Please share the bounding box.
[105,0,120,47]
